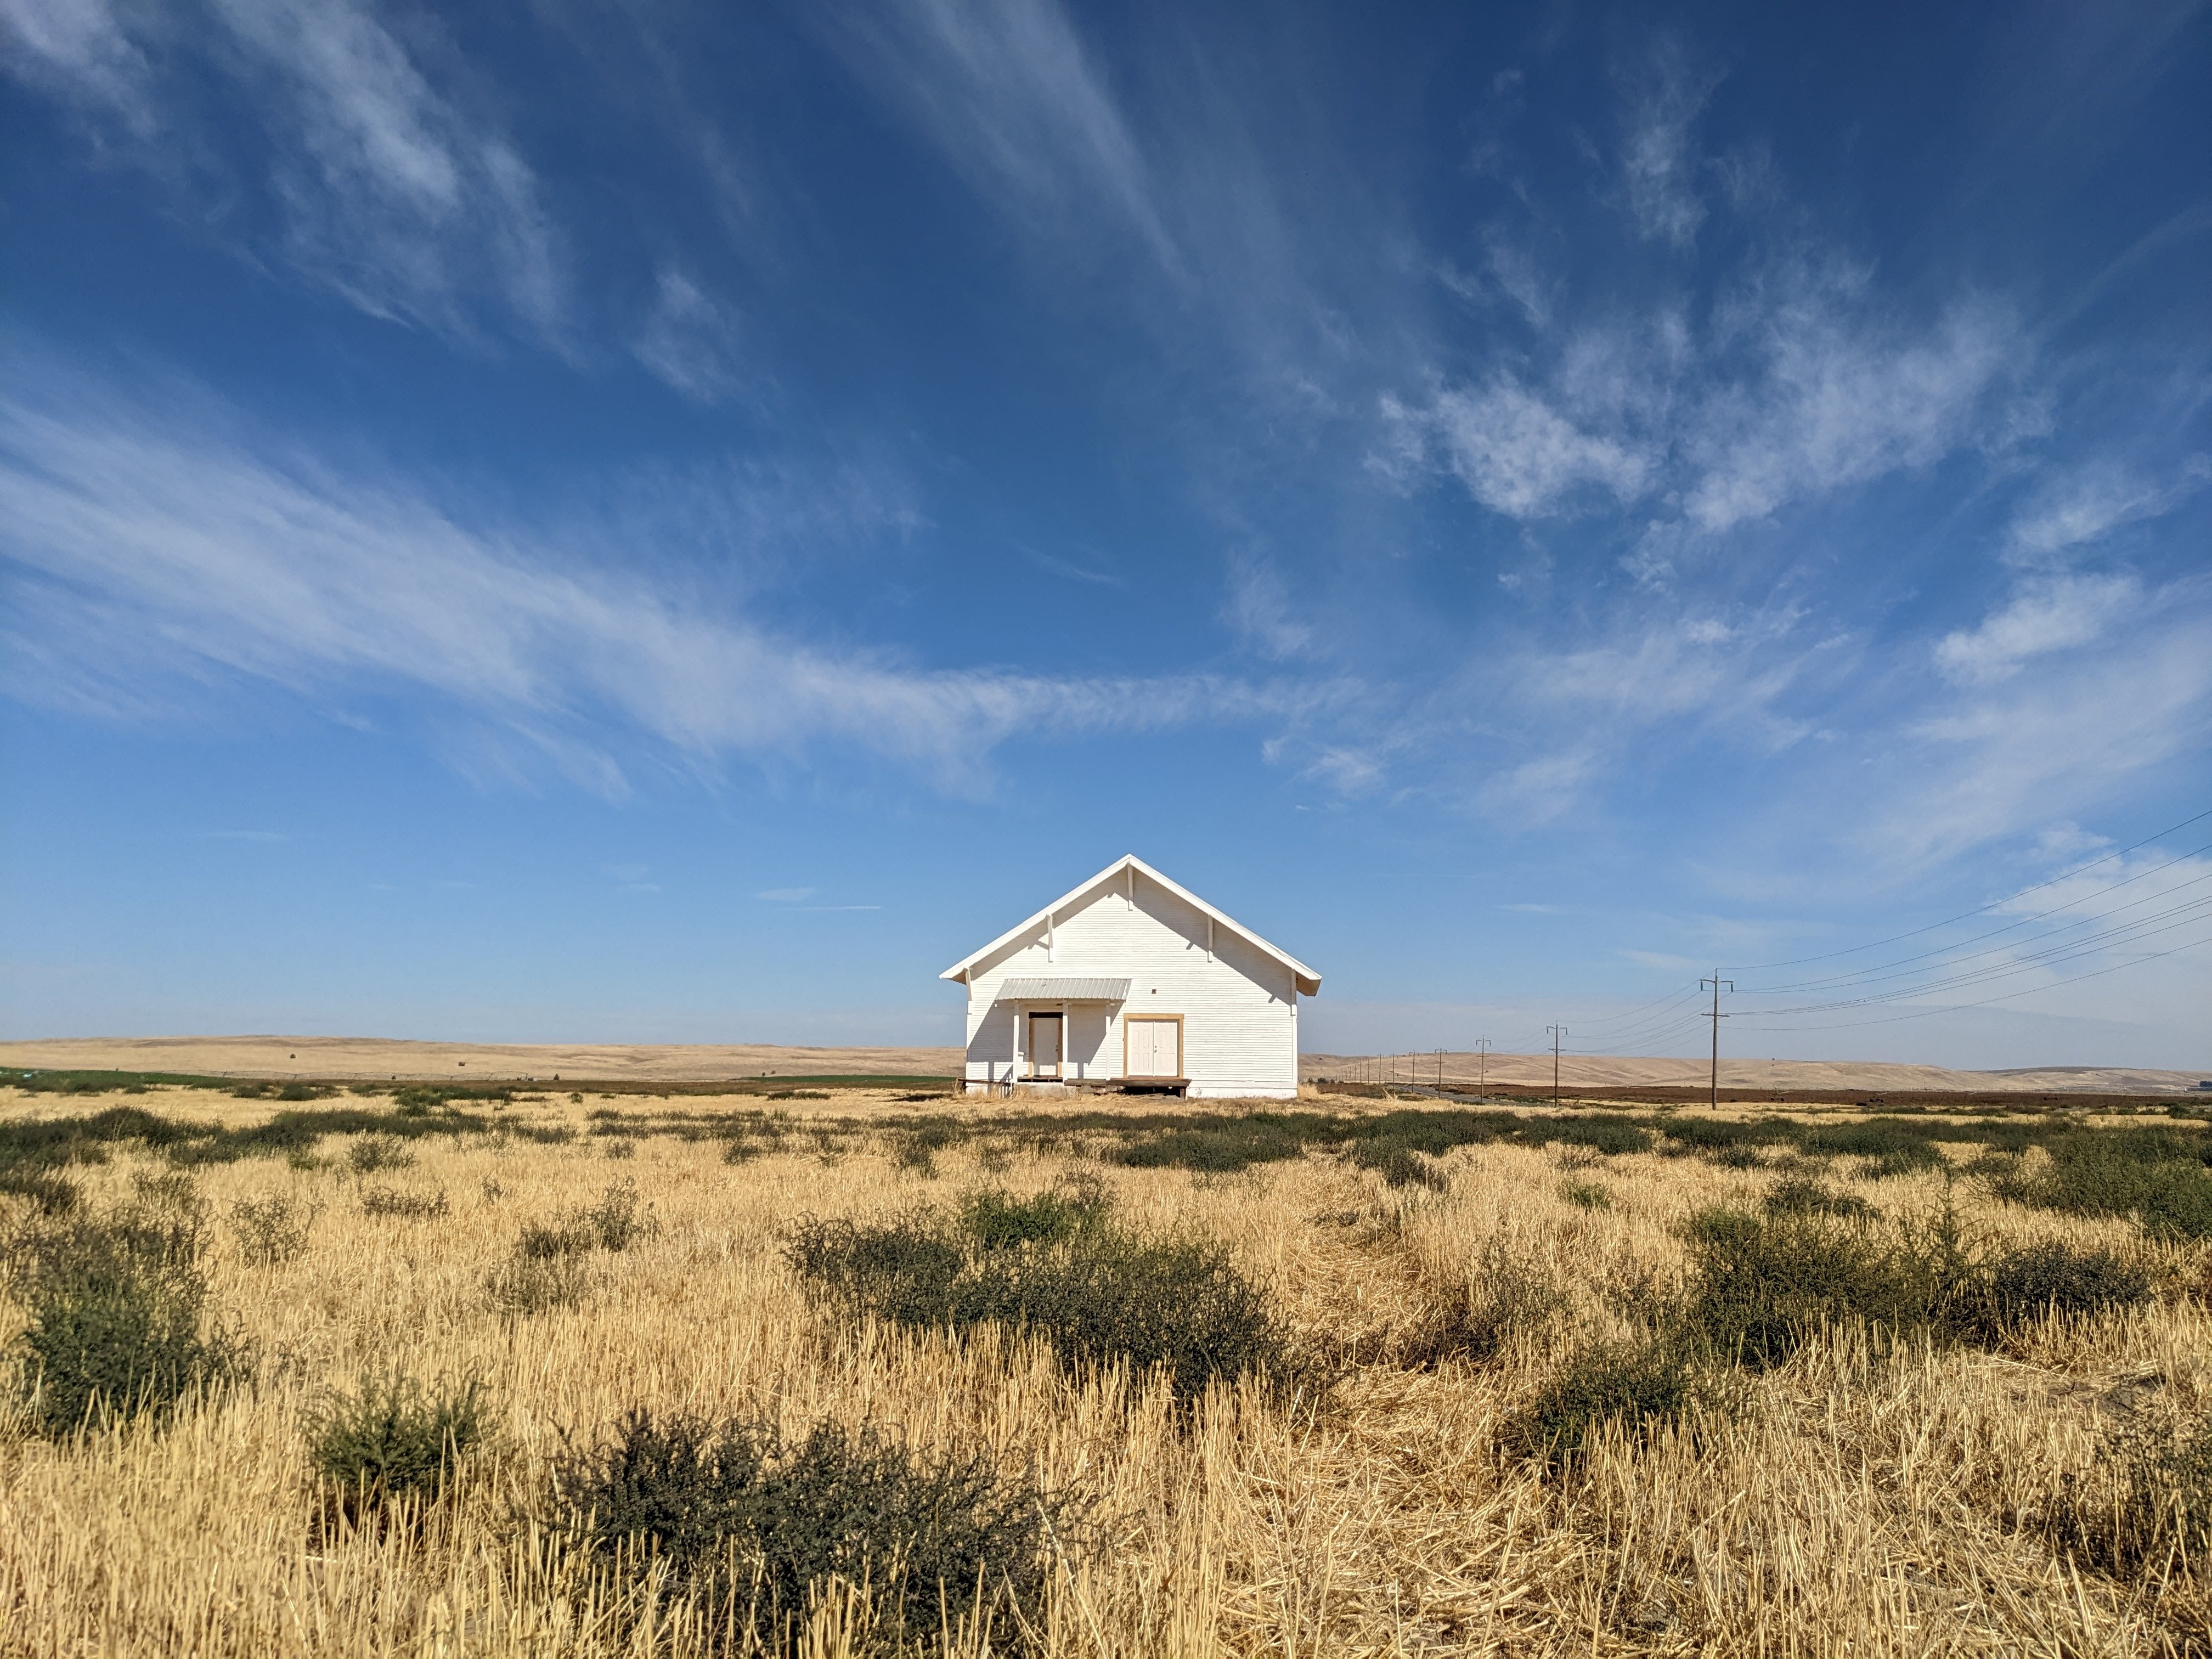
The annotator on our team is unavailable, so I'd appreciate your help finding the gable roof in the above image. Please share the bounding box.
[939,854,1321,996]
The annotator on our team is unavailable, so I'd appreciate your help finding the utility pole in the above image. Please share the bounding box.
[1474,1038,1493,1094]
[1701,973,1734,1111]
[1546,1025,1567,1102]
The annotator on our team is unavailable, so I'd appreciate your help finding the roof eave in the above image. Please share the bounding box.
[940,853,1322,995]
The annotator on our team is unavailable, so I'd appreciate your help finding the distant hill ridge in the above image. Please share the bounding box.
[1300,1052,2208,1095]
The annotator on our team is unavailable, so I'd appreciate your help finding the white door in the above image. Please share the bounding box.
[1126,1017,1180,1077]
[1028,1014,1063,1079]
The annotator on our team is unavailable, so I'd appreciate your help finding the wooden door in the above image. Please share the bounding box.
[1028,1013,1063,1079]
[1125,1016,1181,1078]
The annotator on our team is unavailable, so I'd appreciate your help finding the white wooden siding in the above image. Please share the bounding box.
[960,868,1299,1097]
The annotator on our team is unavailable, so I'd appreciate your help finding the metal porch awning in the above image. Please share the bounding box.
[995,977,1132,1001]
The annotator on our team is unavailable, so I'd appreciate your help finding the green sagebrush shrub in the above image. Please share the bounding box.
[1763,1176,1880,1221]
[1972,1240,2155,1334]
[1679,1198,2154,1370]
[784,1187,1286,1404]
[311,1371,490,1528]
[346,1133,415,1175]
[1558,1178,1612,1211]
[1506,1339,1706,1467]
[1677,1201,1973,1370]
[1988,1130,2212,1240]
[7,1193,245,1435]
[547,1408,1081,1655]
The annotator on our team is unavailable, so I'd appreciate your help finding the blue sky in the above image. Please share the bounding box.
[3,0,2208,1069]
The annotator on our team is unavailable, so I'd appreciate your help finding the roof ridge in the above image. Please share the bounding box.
[939,856,1319,994]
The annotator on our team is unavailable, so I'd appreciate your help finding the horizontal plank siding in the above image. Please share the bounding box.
[961,869,1299,1097]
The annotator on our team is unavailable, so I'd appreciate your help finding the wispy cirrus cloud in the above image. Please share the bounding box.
[1,0,151,127]
[817,0,1176,272]
[3,0,567,343]
[2006,455,2212,565]
[1883,575,2212,865]
[1379,268,2026,534]
[1615,37,1721,250]
[630,268,748,404]
[0,361,1326,792]
[1933,572,2141,686]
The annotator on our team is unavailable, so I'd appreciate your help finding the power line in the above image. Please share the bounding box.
[1731,899,2212,1018]
[1562,981,1705,1034]
[1739,849,2212,995]
[1560,989,1711,1050]
[1739,930,2212,1032]
[1723,803,2212,972]
[1735,886,2212,1008]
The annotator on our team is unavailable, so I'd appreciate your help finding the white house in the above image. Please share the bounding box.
[940,854,1320,1099]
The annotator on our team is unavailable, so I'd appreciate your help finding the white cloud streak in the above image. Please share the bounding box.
[2006,456,2211,564]
[1886,575,2212,865]
[1381,274,2025,533]
[4,0,566,342]
[820,0,1176,271]
[1933,573,2140,685]
[0,371,1316,791]
[1616,38,1719,250]
[1,0,150,126]
[630,268,747,404]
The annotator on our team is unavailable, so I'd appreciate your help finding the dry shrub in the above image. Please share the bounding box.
[545,1408,1081,1655]
[2041,1408,2212,1587]
[486,1249,591,1317]
[357,1184,450,1220]
[230,1193,319,1265]
[346,1134,414,1175]
[582,1178,655,1251]
[516,1181,656,1261]
[0,1167,81,1215]
[1396,1236,1564,1369]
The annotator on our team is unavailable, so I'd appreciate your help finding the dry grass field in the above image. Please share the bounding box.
[2,1076,2210,1656]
